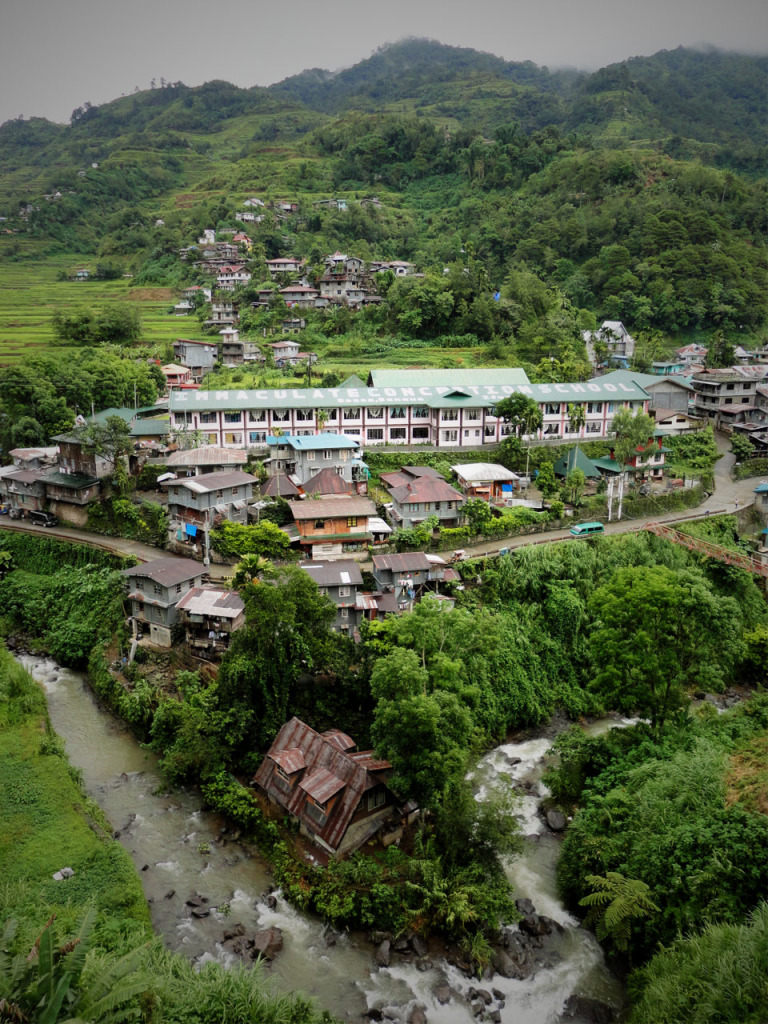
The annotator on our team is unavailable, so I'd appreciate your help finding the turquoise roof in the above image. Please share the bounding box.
[592,456,623,473]
[266,433,359,450]
[131,418,170,436]
[754,483,768,493]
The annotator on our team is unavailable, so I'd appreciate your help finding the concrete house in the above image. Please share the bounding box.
[372,552,433,607]
[290,495,377,559]
[161,363,193,389]
[594,370,693,422]
[691,367,768,425]
[583,321,636,368]
[220,329,265,367]
[253,717,405,857]
[279,286,320,309]
[301,560,364,633]
[164,470,257,552]
[164,446,249,477]
[123,557,205,647]
[266,257,306,278]
[266,434,362,486]
[173,339,219,380]
[0,467,48,514]
[383,469,466,529]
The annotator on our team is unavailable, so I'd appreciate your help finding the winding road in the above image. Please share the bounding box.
[1,438,763,576]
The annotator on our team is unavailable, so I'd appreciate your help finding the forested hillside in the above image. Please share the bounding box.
[0,41,765,356]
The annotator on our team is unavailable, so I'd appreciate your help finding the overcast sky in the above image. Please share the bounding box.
[1,0,766,126]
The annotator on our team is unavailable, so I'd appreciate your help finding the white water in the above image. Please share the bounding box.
[20,653,626,1023]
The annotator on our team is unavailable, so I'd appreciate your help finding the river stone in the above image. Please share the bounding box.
[393,936,410,952]
[411,934,429,958]
[407,1006,427,1024]
[186,895,206,907]
[434,984,452,1005]
[471,1003,484,1018]
[252,927,283,960]
[374,940,391,968]
[365,1010,383,1022]
[489,1012,502,1024]
[540,914,565,934]
[515,898,535,916]
[164,890,175,900]
[560,995,615,1023]
[492,987,506,1001]
[521,914,551,937]
[475,988,492,1005]
[506,756,522,766]
[190,907,210,918]
[546,810,568,831]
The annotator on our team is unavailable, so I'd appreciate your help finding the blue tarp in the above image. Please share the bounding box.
[185,523,197,537]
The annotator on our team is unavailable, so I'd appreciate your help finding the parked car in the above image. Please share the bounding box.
[28,510,59,528]
[0,504,8,515]
[8,507,24,519]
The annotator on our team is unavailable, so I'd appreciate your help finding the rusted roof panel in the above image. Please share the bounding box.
[322,729,356,751]
[299,768,346,803]
[271,747,306,773]
[372,553,432,572]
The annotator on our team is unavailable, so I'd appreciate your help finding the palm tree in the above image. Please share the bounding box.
[315,408,328,434]
[567,402,586,440]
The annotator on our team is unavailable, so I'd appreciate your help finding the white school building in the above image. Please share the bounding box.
[168,369,650,450]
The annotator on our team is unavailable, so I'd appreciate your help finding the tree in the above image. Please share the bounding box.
[589,565,742,731]
[611,407,655,518]
[463,497,495,535]
[494,394,543,483]
[536,461,558,498]
[730,433,755,462]
[705,332,736,368]
[209,520,290,561]
[567,402,586,438]
[579,872,659,954]
[74,415,133,471]
[230,554,273,590]
[565,467,586,504]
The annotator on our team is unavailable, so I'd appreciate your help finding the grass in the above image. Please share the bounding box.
[0,645,150,952]
[726,732,768,816]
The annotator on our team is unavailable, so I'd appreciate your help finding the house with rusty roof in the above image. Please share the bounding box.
[384,471,466,530]
[300,560,364,633]
[253,717,408,856]
[289,495,377,560]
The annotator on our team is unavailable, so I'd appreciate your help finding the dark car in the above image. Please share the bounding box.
[28,510,59,528]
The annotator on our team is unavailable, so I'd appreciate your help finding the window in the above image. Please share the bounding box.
[338,587,351,598]
[205,433,217,445]
[340,608,349,618]
[215,490,223,499]
[272,410,290,422]
[367,428,383,441]
[343,429,360,437]
[224,433,241,445]
[199,412,217,424]
[587,402,603,414]
[412,427,429,440]
[153,584,162,595]
[587,422,601,433]
[545,403,561,416]
[175,583,182,594]
[318,587,328,596]
[446,501,454,510]
[249,431,266,444]
[423,503,432,512]
[306,451,316,461]
[441,410,458,421]
[296,409,313,421]
[367,407,383,419]
[323,409,337,421]
[390,406,406,419]
[390,427,406,440]
[464,409,480,421]
[412,405,429,419]
[726,383,735,390]
[346,517,358,527]
[484,425,496,437]
[314,520,325,530]
[724,397,733,405]
[249,411,266,423]
[343,408,360,420]
[224,413,241,424]
[323,449,333,460]
[367,788,386,811]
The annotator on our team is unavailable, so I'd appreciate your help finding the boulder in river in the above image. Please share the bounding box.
[407,1006,427,1024]
[515,898,535,916]
[190,907,210,919]
[546,809,568,831]
[521,914,552,937]
[251,927,283,960]
[411,934,429,958]
[560,995,615,1023]
[434,984,452,1005]
[374,939,391,968]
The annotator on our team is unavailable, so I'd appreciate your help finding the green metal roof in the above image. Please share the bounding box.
[90,407,137,425]
[369,368,530,388]
[44,471,99,489]
[553,447,602,478]
[340,373,366,388]
[131,418,171,436]
[169,378,650,414]
[591,456,622,473]
[594,369,694,392]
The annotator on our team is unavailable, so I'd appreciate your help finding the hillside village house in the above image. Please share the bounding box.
[161,364,193,389]
[265,434,363,486]
[0,447,59,515]
[595,370,694,426]
[280,286,320,309]
[451,463,519,502]
[175,586,245,654]
[583,320,636,368]
[372,552,433,607]
[253,717,406,856]
[302,467,356,496]
[163,446,248,477]
[301,560,365,633]
[219,328,265,367]
[168,370,651,451]
[691,366,768,426]
[266,257,306,278]
[380,466,465,528]
[204,300,237,328]
[290,495,377,559]
[164,469,256,553]
[123,557,205,647]
[173,339,219,380]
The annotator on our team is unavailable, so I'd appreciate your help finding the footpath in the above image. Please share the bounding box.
[1,440,763,577]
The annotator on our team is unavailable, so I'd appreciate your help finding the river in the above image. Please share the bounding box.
[19,653,625,1023]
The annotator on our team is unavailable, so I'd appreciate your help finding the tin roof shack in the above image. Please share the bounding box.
[300,560,364,633]
[123,557,205,647]
[176,586,245,655]
[0,467,48,514]
[253,717,405,856]
[164,446,248,477]
[451,463,519,503]
[52,433,113,480]
[164,470,256,553]
[173,339,219,380]
[290,496,376,560]
[372,553,433,611]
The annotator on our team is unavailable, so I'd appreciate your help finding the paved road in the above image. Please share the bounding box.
[1,435,762,576]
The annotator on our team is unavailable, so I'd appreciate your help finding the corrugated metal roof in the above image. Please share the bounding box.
[594,369,694,393]
[254,717,393,851]
[373,553,432,572]
[389,478,465,505]
[369,369,530,388]
[166,447,248,467]
[260,474,301,498]
[300,560,364,587]
[322,729,356,751]
[167,470,257,493]
[122,557,203,586]
[452,463,519,483]
[271,748,306,773]
[303,468,353,495]
[175,587,244,618]
[291,496,375,520]
[266,434,359,451]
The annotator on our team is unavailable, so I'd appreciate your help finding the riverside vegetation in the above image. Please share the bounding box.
[1,515,767,1021]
